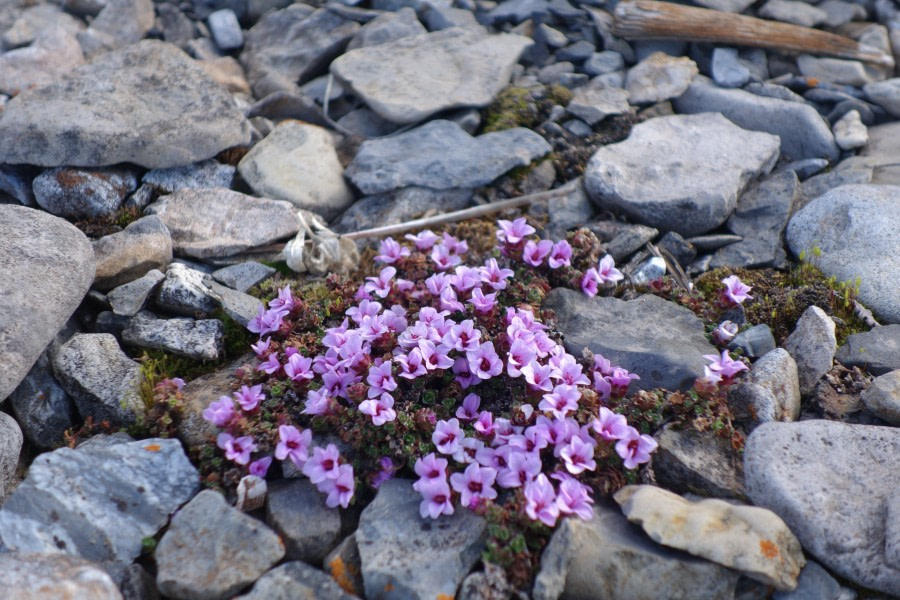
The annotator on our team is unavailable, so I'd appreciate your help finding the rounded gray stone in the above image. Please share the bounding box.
[265,479,343,565]
[0,412,23,503]
[8,352,78,449]
[0,205,94,401]
[787,185,900,325]
[835,325,900,376]
[122,311,225,361]
[33,166,137,219]
[747,348,802,421]
[782,306,837,396]
[624,51,699,104]
[235,561,356,600]
[744,420,900,595]
[863,78,900,118]
[860,369,900,424]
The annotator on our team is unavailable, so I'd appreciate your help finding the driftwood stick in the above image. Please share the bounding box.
[613,0,895,68]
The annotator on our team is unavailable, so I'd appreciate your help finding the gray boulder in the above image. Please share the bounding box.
[783,306,837,396]
[653,425,745,499]
[674,77,840,161]
[33,166,137,220]
[786,185,900,324]
[584,113,780,237]
[345,120,550,196]
[123,311,224,361]
[266,479,344,565]
[744,421,900,595]
[836,325,900,375]
[142,160,235,195]
[92,215,173,291]
[356,479,486,600]
[0,40,250,168]
[0,205,94,401]
[0,553,123,600]
[155,489,285,600]
[861,369,900,425]
[107,269,166,317]
[542,288,719,391]
[331,28,531,124]
[7,352,78,450]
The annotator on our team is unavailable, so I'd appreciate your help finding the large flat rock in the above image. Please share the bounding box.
[0,40,251,168]
[0,205,94,401]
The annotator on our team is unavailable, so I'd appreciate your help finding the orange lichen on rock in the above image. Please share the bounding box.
[143,444,161,452]
[760,539,780,559]
[328,556,360,595]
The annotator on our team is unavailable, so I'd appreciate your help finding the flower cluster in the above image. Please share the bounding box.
[202,219,650,527]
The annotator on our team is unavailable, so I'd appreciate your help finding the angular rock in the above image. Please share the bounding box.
[123,311,224,361]
[118,563,158,600]
[145,188,301,259]
[744,420,900,595]
[0,412,23,503]
[51,333,145,426]
[861,369,900,424]
[728,382,781,431]
[486,0,550,25]
[356,479,486,600]
[266,479,343,565]
[566,83,631,125]
[0,40,250,168]
[325,534,365,599]
[0,438,199,574]
[107,269,166,317]
[783,306,837,396]
[155,489,285,600]
[542,288,718,390]
[711,47,750,88]
[1,4,84,48]
[786,185,900,324]
[76,0,155,56]
[796,55,877,87]
[0,205,94,401]
[178,355,253,449]
[836,325,900,375]
[674,76,839,161]
[625,51,698,104]
[0,29,85,96]
[237,121,354,221]
[531,179,594,241]
[728,324,777,359]
[346,120,550,196]
[211,262,275,293]
[533,502,740,600]
[749,348,802,421]
[584,50,625,77]
[155,263,219,317]
[863,78,900,118]
[773,560,843,600]
[0,165,36,206]
[33,166,138,219]
[203,276,261,327]
[8,352,78,450]
[242,6,359,99]
[331,28,531,124]
[861,122,900,185]
[759,0,827,27]
[347,7,426,50]
[142,160,235,195]
[584,113,780,237]
[333,187,471,234]
[615,485,804,590]
[208,8,243,51]
[596,222,659,262]
[832,110,868,151]
[0,553,123,600]
[92,215,173,291]
[653,425,745,499]
[235,561,356,600]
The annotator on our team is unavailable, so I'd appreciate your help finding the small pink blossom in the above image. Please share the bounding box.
[359,393,397,426]
[303,388,332,416]
[235,384,265,412]
[597,254,623,284]
[405,229,440,250]
[416,476,455,519]
[431,243,461,270]
[303,444,343,484]
[548,240,573,269]
[480,258,514,290]
[250,337,271,357]
[496,449,542,488]
[554,474,594,520]
[441,232,468,256]
[366,360,397,398]
[496,217,535,245]
[375,237,411,264]
[247,304,284,336]
[559,434,597,475]
[721,275,753,305]
[469,287,497,313]
[581,268,601,297]
[524,473,559,527]
[444,320,481,353]
[318,463,355,508]
[539,384,581,419]
[616,427,658,469]
[257,353,281,375]
[284,353,314,383]
[473,411,496,436]
[506,338,536,378]
[275,425,312,467]
[419,340,455,371]
[346,299,382,325]
[456,393,481,421]
[364,267,396,298]
[439,286,465,312]
[202,396,235,427]
[713,320,739,345]
[433,418,464,456]
[522,239,554,267]
[467,341,503,379]
[593,407,630,441]
[703,350,749,383]
[396,348,428,379]
[450,463,498,509]
[268,285,295,315]
[413,452,448,482]
[217,433,256,466]
[249,456,273,478]
[521,360,554,392]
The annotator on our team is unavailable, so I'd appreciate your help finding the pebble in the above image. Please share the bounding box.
[584,113,780,237]
[77,0,155,57]
[819,0,866,27]
[155,489,285,600]
[1,4,84,48]
[786,184,900,324]
[122,311,224,361]
[583,50,624,76]
[265,479,344,565]
[237,121,354,220]
[744,421,900,595]
[796,55,879,87]
[759,0,827,27]
[177,357,249,450]
[347,7,426,50]
[0,553,123,600]
[625,52,699,104]
[235,561,357,600]
[142,160,235,195]
[783,306,838,396]
[711,47,750,88]
[728,324,777,359]
[566,83,631,125]
[860,369,900,424]
[862,78,900,117]
[333,28,530,124]
[345,119,551,195]
[835,325,900,375]
[203,276,263,327]
[630,256,667,286]
[861,121,900,184]
[7,352,78,450]
[652,425,746,499]
[92,215,174,292]
[0,412,23,503]
[155,263,220,317]
[208,8,243,50]
[107,269,166,317]
[211,262,276,293]
[543,287,718,390]
[832,110,868,150]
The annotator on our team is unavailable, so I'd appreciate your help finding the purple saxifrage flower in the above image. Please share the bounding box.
[303,444,343,484]
[615,427,658,469]
[217,433,256,466]
[721,275,753,305]
[524,473,559,527]
[450,463,498,509]
[433,418,464,455]
[202,396,235,427]
[275,424,312,468]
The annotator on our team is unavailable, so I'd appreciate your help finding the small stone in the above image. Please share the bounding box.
[832,110,868,150]
[210,262,275,294]
[235,561,356,600]
[1,4,84,48]
[485,0,550,25]
[583,50,625,77]
[615,485,805,590]
[0,412,23,503]
[142,160,235,195]
[123,311,224,361]
[625,52,699,104]
[324,534,364,598]
[536,23,568,48]
[33,166,137,220]
[76,0,155,57]
[819,0,866,27]
[796,55,877,87]
[203,276,261,327]
[777,158,829,181]
[107,269,166,317]
[656,231,696,267]
[266,479,343,565]
[566,83,631,125]
[863,78,900,118]
[51,333,145,426]
[729,324,777,359]
[0,165,36,206]
[836,325,900,376]
[653,425,746,499]
[799,157,873,204]
[631,256,667,286]
[773,560,843,600]
[0,29,85,97]
[92,215,173,291]
[759,0,827,27]
[0,553,122,599]
[783,306,837,396]
[598,223,659,262]
[711,47,750,88]
[347,7,426,50]
[747,348,802,421]
[557,40,596,63]
[208,9,243,50]
[7,352,78,450]
[156,490,285,600]
[858,369,900,423]
[155,263,219,317]
[238,121,354,221]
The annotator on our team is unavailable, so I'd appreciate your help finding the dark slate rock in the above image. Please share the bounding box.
[557,40,595,63]
[241,6,359,99]
[142,160,235,195]
[92,215,173,292]
[597,223,659,262]
[123,311,224,361]
[484,0,550,25]
[542,288,718,391]
[356,478,486,600]
[107,269,166,317]
[0,205,94,401]
[235,561,358,600]
[744,421,900,595]
[0,553,122,599]
[155,490,285,600]
[772,560,842,600]
[728,324,777,359]
[657,231,696,268]
[203,276,262,327]
[685,234,743,252]
[836,325,900,376]
[211,262,275,293]
[156,2,196,48]
[0,40,251,168]
[0,165,36,206]
[653,425,746,499]
[7,352,78,450]
[346,6,425,50]
[0,438,199,575]
[266,479,343,565]
[345,120,551,195]
[583,50,625,77]
[333,187,472,234]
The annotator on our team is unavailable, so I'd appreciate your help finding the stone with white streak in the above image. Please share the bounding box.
[832,110,868,150]
[123,311,224,361]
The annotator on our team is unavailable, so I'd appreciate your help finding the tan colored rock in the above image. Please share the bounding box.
[626,52,699,104]
[178,355,254,449]
[92,215,173,291]
[615,485,805,591]
[0,553,123,600]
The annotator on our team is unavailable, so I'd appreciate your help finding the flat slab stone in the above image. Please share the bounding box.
[123,311,225,361]
[0,40,251,168]
[235,561,356,600]
[542,288,719,391]
[265,479,343,565]
[211,262,275,293]
[92,215,173,291]
[331,27,531,124]
[345,119,551,196]
[0,205,94,401]
[145,188,301,259]
[786,184,900,324]
[583,113,780,237]
[356,479,486,600]
[0,553,122,600]
[0,438,199,574]
[835,325,900,376]
[744,420,900,595]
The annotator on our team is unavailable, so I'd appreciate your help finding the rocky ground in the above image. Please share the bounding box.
[1,0,899,598]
